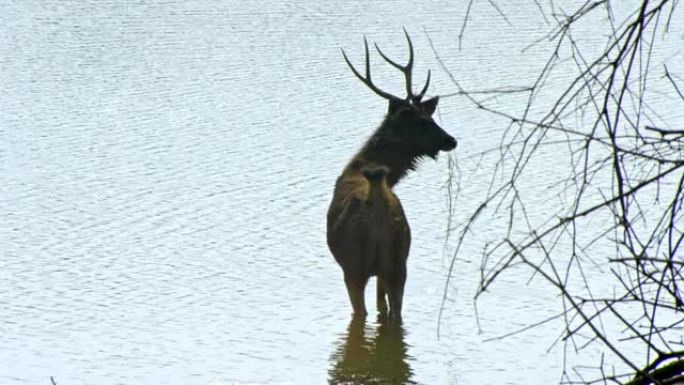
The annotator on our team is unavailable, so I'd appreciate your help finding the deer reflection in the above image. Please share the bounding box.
[328,316,413,385]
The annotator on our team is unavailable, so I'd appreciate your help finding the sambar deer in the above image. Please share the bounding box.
[327,30,457,322]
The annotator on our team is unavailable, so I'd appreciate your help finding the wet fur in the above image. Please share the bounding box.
[327,100,456,321]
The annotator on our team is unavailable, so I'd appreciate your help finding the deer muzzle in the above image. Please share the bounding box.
[441,136,457,151]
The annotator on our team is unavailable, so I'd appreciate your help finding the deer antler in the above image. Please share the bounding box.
[342,29,431,103]
[341,37,398,101]
[373,28,431,103]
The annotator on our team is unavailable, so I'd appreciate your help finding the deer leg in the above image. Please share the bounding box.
[376,277,388,315]
[386,266,407,323]
[344,274,367,318]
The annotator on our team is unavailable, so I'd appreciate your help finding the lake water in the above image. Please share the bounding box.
[2,1,682,385]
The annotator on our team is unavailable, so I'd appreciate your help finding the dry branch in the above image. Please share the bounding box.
[441,1,684,384]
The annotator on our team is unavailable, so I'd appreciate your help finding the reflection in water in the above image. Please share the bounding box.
[328,316,414,385]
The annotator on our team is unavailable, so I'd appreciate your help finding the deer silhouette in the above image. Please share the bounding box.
[328,315,412,384]
[327,30,457,322]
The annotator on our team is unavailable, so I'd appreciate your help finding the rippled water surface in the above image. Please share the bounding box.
[2,1,682,385]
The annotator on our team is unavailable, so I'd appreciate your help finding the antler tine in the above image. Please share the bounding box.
[374,28,416,101]
[415,69,431,102]
[403,27,415,90]
[341,37,396,101]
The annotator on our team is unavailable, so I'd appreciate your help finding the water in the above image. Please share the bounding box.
[2,1,682,385]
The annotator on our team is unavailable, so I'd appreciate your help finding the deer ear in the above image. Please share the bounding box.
[421,96,439,115]
[388,98,405,115]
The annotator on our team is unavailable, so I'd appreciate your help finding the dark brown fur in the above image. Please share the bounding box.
[327,98,456,321]
[329,32,456,321]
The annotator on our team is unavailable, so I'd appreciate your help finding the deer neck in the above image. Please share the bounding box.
[352,136,418,187]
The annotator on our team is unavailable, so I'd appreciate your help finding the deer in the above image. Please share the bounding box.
[327,30,457,322]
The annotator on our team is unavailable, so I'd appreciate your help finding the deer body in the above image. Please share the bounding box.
[327,31,457,321]
[328,151,411,321]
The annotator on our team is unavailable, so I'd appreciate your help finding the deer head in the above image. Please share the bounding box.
[342,29,457,159]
